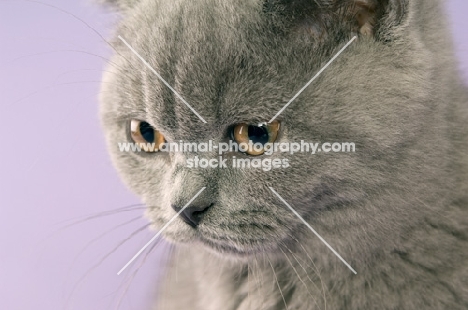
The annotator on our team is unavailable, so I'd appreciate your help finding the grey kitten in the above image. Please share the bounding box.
[99,0,468,309]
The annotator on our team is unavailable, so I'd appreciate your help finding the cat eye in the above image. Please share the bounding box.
[231,121,280,156]
[130,119,165,152]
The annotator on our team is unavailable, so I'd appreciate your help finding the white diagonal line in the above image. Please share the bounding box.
[118,35,207,124]
[268,36,357,123]
[117,187,206,275]
[269,187,357,274]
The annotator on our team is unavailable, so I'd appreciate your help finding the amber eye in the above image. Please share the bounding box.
[231,121,280,155]
[130,120,165,152]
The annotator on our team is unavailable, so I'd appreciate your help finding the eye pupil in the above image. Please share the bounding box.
[231,121,280,156]
[247,125,269,145]
[139,122,155,143]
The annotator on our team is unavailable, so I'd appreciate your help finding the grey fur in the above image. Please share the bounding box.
[99,0,468,309]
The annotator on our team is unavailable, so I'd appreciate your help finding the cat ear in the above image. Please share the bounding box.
[347,0,408,38]
[97,0,140,11]
[263,0,408,40]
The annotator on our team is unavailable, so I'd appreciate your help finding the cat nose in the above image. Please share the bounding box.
[172,203,213,227]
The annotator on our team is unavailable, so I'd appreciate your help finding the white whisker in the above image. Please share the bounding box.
[267,256,288,310]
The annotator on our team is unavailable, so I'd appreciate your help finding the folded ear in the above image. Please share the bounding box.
[350,0,407,37]
[263,0,408,40]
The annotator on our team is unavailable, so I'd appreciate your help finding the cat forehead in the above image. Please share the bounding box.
[115,39,332,127]
[134,60,293,132]
[113,16,323,130]
[108,0,409,134]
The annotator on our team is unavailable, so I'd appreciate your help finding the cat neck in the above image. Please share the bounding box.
[182,244,337,310]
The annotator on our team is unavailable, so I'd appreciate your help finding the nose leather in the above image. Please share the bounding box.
[172,203,213,227]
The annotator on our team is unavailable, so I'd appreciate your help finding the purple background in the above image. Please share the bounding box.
[0,1,467,309]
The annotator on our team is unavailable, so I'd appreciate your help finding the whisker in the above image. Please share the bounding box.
[5,0,122,58]
[10,34,90,50]
[115,237,163,310]
[1,50,124,72]
[53,69,121,84]
[61,216,143,305]
[34,204,146,266]
[247,261,251,309]
[2,0,143,98]
[282,237,320,289]
[157,243,176,310]
[288,233,328,309]
[48,204,145,237]
[7,80,124,108]
[67,215,143,273]
[252,252,265,310]
[299,245,328,310]
[173,244,180,283]
[267,255,288,310]
[279,245,321,310]
[65,223,150,310]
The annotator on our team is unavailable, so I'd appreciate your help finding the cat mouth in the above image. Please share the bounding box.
[198,237,258,256]
[197,235,277,257]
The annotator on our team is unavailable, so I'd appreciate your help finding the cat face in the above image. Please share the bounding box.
[101,0,440,258]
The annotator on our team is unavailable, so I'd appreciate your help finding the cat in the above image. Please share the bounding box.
[99,0,468,309]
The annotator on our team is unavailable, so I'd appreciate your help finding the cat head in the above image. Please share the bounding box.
[100,0,446,259]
